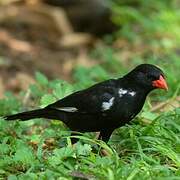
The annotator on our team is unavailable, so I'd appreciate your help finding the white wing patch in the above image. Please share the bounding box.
[56,107,78,112]
[118,88,136,97]
[129,91,136,96]
[118,88,128,97]
[102,97,115,111]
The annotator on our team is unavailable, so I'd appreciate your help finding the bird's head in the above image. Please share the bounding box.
[125,64,168,91]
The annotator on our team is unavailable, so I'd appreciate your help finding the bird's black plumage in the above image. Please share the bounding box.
[4,64,168,142]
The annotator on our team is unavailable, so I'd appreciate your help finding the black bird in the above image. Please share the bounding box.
[4,64,168,143]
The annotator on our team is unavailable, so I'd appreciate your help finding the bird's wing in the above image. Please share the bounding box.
[47,79,117,114]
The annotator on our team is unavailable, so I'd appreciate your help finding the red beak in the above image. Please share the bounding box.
[152,75,168,90]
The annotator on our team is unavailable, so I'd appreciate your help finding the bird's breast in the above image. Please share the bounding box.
[110,91,146,124]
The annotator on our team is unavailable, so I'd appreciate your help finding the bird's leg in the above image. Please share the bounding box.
[98,129,114,156]
[99,129,114,143]
[70,132,79,144]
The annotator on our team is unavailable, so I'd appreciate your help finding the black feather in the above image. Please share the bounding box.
[4,64,167,143]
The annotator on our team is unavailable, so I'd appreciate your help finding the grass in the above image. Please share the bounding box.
[0,0,180,179]
[0,55,179,179]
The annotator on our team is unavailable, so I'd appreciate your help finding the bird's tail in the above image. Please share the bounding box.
[4,108,64,121]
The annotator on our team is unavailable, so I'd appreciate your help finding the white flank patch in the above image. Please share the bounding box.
[118,88,128,97]
[129,91,136,96]
[119,88,136,97]
[102,97,115,111]
[56,107,78,112]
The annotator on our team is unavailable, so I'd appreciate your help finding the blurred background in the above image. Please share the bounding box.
[0,1,179,178]
[0,0,179,98]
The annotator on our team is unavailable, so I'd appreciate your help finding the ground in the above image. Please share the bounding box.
[0,1,179,179]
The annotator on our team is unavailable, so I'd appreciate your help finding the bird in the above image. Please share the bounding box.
[4,64,168,143]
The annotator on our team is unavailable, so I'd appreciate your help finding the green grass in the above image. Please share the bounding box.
[0,55,179,179]
[0,0,180,179]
